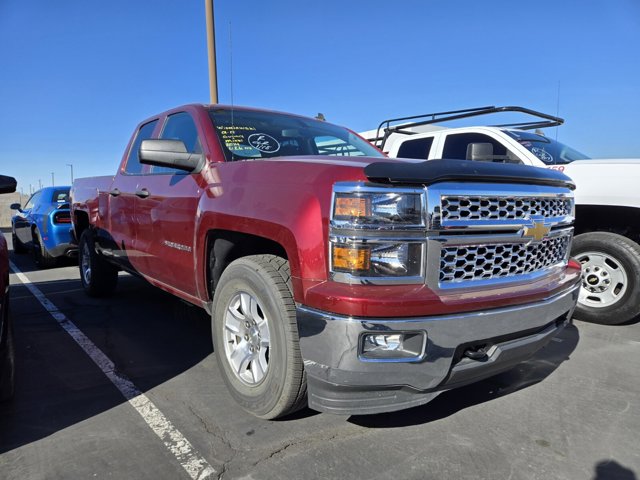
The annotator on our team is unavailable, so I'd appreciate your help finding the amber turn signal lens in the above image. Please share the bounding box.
[334,196,371,218]
[332,245,371,272]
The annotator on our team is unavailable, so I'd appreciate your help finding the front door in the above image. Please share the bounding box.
[134,111,203,297]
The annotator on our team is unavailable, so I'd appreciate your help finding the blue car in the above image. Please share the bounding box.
[10,186,76,268]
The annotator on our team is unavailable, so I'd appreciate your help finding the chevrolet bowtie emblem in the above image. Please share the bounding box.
[523,219,551,242]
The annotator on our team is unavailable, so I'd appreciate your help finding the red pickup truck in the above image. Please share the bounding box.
[71,104,581,418]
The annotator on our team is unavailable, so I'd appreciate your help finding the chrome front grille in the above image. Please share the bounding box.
[425,183,575,289]
[441,195,573,221]
[439,232,572,284]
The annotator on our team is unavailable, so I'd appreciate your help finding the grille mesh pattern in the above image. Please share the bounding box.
[439,234,571,283]
[441,196,572,221]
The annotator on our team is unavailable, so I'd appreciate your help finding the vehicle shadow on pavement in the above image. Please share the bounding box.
[348,323,579,429]
[593,460,637,480]
[0,271,214,454]
[8,249,77,273]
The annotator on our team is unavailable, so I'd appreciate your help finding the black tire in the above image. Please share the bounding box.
[78,229,118,297]
[0,296,15,402]
[571,232,640,325]
[11,232,27,254]
[211,255,307,419]
[32,228,57,269]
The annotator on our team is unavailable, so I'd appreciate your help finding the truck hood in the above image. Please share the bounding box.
[262,155,420,169]
[365,158,575,189]
[263,156,575,189]
[568,158,640,166]
[561,159,640,208]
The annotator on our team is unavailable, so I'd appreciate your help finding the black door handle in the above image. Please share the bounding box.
[135,189,150,198]
[109,188,121,197]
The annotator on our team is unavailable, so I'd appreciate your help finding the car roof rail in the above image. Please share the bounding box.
[372,106,565,151]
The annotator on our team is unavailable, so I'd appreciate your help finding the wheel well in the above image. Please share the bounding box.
[574,205,640,242]
[206,230,288,300]
[73,210,90,242]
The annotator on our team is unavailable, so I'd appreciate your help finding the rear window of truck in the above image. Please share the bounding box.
[209,108,383,161]
[397,137,434,159]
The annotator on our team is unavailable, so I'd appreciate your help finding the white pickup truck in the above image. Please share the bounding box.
[363,106,640,325]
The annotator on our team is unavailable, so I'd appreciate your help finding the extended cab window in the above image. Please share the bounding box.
[209,108,382,161]
[397,137,434,159]
[125,120,158,174]
[442,132,521,163]
[154,112,202,175]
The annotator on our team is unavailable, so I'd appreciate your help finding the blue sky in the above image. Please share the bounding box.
[1,0,639,195]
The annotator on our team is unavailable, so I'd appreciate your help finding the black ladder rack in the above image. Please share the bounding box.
[372,106,564,151]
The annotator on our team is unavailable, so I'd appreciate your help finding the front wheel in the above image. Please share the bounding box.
[211,255,307,419]
[572,232,640,325]
[78,230,119,297]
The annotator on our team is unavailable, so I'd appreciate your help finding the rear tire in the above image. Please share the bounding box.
[211,255,307,419]
[11,233,27,254]
[572,232,640,325]
[32,228,57,269]
[78,230,118,297]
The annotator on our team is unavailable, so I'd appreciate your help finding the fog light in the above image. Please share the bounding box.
[360,332,426,361]
[364,334,403,351]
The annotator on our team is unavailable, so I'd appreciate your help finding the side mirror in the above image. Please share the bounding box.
[10,203,21,211]
[466,143,494,162]
[139,139,203,172]
[0,175,17,194]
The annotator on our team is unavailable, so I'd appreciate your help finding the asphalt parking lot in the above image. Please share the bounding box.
[0,231,638,480]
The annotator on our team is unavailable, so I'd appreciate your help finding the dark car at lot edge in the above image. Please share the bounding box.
[1,174,18,400]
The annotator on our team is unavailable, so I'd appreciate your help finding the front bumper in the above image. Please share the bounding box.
[297,280,580,415]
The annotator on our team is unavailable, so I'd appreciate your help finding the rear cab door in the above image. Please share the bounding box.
[105,118,160,272]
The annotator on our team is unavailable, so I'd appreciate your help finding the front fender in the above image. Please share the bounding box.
[195,189,325,303]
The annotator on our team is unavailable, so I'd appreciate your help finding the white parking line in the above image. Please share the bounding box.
[9,261,217,480]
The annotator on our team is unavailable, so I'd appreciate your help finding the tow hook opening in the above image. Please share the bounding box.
[463,344,490,361]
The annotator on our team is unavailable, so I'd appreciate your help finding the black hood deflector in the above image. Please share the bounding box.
[365,159,575,190]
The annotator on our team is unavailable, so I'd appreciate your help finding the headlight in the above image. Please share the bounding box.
[330,183,427,284]
[331,242,423,277]
[332,191,424,227]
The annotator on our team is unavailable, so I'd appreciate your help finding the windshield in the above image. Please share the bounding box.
[209,108,383,161]
[504,130,590,165]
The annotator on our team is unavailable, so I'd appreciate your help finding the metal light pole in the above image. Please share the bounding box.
[67,164,74,183]
[205,0,218,104]
[51,172,55,186]
[38,179,42,190]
